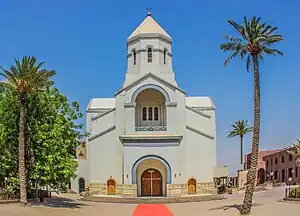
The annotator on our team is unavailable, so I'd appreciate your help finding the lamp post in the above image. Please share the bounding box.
[288,177,292,197]
[270,172,274,185]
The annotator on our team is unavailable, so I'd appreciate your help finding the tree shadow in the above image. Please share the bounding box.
[209,203,262,213]
[29,196,91,209]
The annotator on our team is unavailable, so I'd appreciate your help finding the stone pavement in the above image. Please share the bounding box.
[0,187,299,216]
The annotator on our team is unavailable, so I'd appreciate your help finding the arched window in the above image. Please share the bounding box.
[79,178,85,193]
[154,107,159,120]
[275,157,278,164]
[148,107,153,120]
[142,107,147,121]
[133,49,137,65]
[163,49,167,64]
[147,47,153,63]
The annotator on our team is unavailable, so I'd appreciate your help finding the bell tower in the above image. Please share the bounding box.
[124,12,177,87]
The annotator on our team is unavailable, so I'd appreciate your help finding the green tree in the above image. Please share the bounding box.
[227,120,253,165]
[0,86,84,198]
[221,17,283,214]
[0,56,55,204]
[289,139,300,165]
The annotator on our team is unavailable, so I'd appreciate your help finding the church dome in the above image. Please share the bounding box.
[127,13,172,43]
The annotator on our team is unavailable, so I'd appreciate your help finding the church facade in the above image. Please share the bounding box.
[71,13,217,197]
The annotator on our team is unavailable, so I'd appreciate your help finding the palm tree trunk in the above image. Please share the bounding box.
[19,100,27,204]
[240,135,243,164]
[241,53,260,214]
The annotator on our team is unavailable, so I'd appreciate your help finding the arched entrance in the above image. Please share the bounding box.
[141,169,163,196]
[78,178,85,193]
[132,155,170,197]
[107,179,116,195]
[188,178,196,194]
[257,168,265,185]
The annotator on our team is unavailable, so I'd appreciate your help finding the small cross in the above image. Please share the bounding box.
[146,7,152,16]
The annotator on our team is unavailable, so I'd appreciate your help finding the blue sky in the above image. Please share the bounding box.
[1,0,299,175]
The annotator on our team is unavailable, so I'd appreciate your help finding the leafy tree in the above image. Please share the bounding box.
[289,139,300,165]
[227,120,253,165]
[0,86,85,198]
[221,17,283,214]
[0,56,55,204]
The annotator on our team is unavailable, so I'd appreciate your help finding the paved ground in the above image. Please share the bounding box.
[0,187,299,216]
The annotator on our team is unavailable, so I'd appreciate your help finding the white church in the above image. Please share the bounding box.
[71,12,217,197]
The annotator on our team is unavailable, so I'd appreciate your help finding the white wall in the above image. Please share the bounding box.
[88,130,123,184]
[71,159,89,193]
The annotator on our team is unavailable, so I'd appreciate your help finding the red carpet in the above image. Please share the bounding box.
[133,204,173,216]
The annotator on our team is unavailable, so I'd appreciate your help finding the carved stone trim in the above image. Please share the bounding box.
[165,102,177,107]
[124,102,136,108]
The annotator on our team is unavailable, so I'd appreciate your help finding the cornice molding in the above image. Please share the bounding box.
[186,125,214,140]
[186,106,211,119]
[91,108,116,121]
[88,126,116,141]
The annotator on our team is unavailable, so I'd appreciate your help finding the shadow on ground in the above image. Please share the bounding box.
[29,196,91,209]
[209,203,262,212]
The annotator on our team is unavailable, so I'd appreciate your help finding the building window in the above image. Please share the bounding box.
[266,160,269,166]
[142,107,147,121]
[275,157,278,164]
[296,167,298,178]
[141,106,160,122]
[288,168,293,178]
[281,156,285,163]
[289,154,293,161]
[154,107,159,120]
[148,107,153,120]
[133,49,137,65]
[282,169,285,182]
[148,47,153,63]
[274,170,278,180]
[163,49,167,64]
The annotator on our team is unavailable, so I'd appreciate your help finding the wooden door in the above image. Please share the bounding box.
[152,170,162,196]
[188,178,196,194]
[107,179,116,195]
[141,169,162,196]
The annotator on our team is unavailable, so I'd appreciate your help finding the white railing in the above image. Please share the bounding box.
[135,126,167,132]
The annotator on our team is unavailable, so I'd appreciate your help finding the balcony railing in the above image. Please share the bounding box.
[135,126,167,132]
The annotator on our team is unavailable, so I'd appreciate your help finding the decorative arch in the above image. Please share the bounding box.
[132,155,172,184]
[131,84,170,103]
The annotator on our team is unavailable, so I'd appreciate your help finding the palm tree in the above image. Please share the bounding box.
[227,120,253,165]
[221,17,283,214]
[0,56,55,204]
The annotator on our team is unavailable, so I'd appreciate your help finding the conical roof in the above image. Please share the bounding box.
[128,13,171,41]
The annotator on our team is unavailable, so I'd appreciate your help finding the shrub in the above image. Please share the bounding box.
[289,186,300,198]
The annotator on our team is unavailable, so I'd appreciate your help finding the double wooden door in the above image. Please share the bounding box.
[141,169,163,196]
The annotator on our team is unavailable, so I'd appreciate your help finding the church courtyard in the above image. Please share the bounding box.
[0,187,298,216]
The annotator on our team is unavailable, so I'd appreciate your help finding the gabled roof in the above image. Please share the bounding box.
[115,73,185,96]
[87,98,115,111]
[128,13,171,41]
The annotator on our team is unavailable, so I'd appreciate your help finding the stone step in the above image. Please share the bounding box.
[80,194,225,204]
